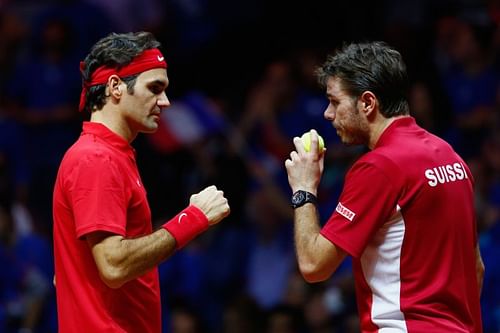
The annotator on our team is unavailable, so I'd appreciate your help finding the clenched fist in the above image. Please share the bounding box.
[190,185,230,225]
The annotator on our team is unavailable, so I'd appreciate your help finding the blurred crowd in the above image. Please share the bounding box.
[0,0,499,332]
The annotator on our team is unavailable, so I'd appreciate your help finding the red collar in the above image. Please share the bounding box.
[82,122,136,159]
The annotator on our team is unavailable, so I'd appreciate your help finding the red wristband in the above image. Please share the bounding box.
[162,205,209,249]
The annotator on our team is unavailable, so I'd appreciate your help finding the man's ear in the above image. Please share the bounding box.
[107,75,123,100]
[359,91,377,117]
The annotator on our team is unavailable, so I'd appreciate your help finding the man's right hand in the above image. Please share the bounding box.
[190,185,230,225]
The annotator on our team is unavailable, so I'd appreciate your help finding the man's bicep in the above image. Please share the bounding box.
[85,231,127,288]
[315,234,348,279]
[86,231,123,266]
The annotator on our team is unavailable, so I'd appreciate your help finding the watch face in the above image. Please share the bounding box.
[292,191,305,205]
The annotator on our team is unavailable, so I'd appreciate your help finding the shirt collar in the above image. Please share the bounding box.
[82,122,136,159]
[374,116,416,149]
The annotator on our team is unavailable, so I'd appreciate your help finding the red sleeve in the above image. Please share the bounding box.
[320,159,401,258]
[68,152,128,238]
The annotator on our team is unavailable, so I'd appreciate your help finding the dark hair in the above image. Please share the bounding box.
[316,41,410,117]
[80,31,161,113]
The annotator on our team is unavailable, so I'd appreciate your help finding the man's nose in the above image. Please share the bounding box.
[157,92,170,108]
[324,105,335,121]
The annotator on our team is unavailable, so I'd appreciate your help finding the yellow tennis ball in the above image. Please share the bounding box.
[301,131,325,152]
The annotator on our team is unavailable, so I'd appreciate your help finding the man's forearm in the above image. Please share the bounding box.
[294,203,328,282]
[88,228,176,288]
[293,204,347,283]
[89,205,211,288]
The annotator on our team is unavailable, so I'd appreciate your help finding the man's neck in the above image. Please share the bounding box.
[89,108,136,143]
[368,115,408,150]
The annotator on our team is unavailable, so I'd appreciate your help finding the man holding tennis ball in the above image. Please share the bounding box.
[285,42,483,332]
[301,131,325,153]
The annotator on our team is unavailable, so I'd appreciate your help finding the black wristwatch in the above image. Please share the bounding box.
[291,190,318,209]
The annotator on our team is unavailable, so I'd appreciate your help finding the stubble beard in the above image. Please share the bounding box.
[143,120,159,133]
[336,113,370,146]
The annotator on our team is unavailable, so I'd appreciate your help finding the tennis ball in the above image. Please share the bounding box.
[301,131,325,152]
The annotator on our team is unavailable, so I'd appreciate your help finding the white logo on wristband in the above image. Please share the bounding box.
[178,213,187,224]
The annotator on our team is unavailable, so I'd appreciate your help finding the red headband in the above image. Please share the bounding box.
[79,48,167,112]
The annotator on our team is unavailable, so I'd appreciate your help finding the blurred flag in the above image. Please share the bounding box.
[148,91,226,153]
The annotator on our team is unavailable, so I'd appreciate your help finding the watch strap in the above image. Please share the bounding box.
[291,190,318,209]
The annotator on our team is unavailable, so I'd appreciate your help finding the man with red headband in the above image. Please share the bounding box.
[52,31,231,332]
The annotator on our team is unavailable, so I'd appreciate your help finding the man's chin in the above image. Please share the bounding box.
[341,138,356,146]
[141,124,159,134]
[345,138,368,148]
[339,134,363,146]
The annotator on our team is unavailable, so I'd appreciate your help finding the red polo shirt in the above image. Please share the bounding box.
[321,117,482,332]
[53,122,161,333]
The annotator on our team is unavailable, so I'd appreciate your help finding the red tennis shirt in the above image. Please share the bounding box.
[321,117,482,332]
[53,122,161,332]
